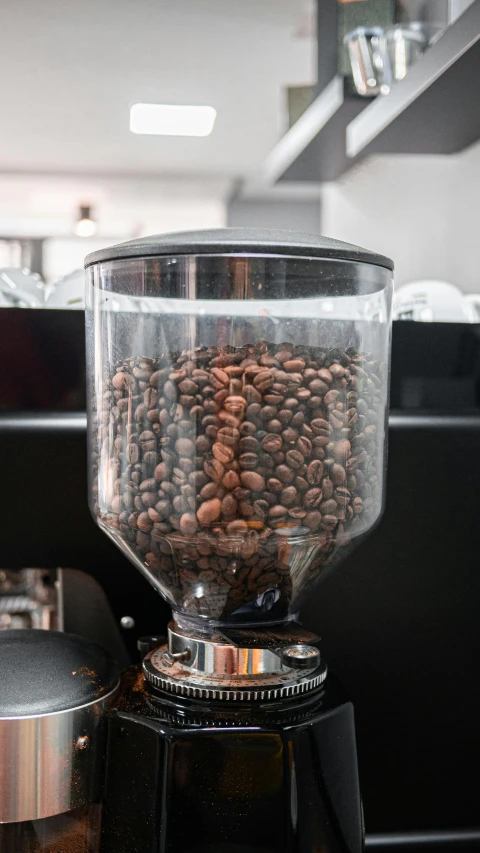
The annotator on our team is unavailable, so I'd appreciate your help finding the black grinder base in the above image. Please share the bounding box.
[100,625,363,853]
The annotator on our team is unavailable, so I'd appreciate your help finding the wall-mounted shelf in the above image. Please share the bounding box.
[250,0,480,190]
[252,77,369,187]
[346,0,480,158]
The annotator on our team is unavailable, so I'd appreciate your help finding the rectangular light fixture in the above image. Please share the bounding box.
[130,103,216,137]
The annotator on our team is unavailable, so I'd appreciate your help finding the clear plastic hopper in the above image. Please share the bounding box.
[86,230,393,629]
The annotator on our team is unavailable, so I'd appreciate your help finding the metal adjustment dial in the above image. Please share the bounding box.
[280,645,321,670]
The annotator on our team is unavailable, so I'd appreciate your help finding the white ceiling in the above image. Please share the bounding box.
[0,0,315,179]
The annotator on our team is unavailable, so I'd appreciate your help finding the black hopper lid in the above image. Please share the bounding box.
[85,227,394,272]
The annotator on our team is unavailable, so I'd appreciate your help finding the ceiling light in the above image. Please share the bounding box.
[75,205,97,238]
[130,103,216,137]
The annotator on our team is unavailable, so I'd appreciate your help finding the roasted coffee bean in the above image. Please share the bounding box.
[304,488,323,509]
[331,463,346,485]
[175,437,195,456]
[127,443,139,464]
[267,478,283,494]
[282,428,298,445]
[222,493,238,517]
[253,370,274,391]
[239,437,261,453]
[304,511,322,531]
[217,427,240,446]
[276,465,294,484]
[239,452,259,470]
[286,449,304,469]
[261,433,282,453]
[333,439,351,460]
[204,458,224,481]
[311,418,329,435]
[212,443,234,465]
[240,471,266,492]
[306,460,324,485]
[197,498,222,525]
[269,505,288,518]
[280,486,297,507]
[223,470,240,490]
[258,405,278,422]
[112,372,135,391]
[253,499,269,520]
[284,359,305,372]
[278,409,293,425]
[288,506,307,519]
[297,436,312,457]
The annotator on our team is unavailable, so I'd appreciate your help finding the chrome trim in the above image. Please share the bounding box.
[143,626,327,702]
[169,625,285,677]
[3,412,480,435]
[0,682,119,824]
[366,828,480,848]
[144,646,326,701]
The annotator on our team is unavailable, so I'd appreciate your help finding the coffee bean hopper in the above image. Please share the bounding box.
[85,228,392,852]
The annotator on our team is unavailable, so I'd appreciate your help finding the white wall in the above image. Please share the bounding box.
[0,173,229,281]
[320,140,480,293]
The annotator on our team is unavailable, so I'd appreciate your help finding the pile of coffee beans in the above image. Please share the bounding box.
[92,341,384,620]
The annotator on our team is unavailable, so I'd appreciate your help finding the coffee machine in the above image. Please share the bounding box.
[0,228,393,852]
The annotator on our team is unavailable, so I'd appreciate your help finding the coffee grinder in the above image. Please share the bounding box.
[85,228,393,852]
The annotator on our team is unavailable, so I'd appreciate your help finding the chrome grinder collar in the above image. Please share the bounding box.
[143,623,326,702]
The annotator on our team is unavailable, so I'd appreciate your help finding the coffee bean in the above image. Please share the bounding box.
[127,443,139,464]
[253,499,269,520]
[306,460,324,485]
[239,452,259,470]
[269,505,289,518]
[253,370,274,391]
[197,498,222,525]
[261,433,282,453]
[175,438,195,456]
[333,440,351,460]
[137,512,153,532]
[212,443,234,465]
[297,436,312,457]
[112,372,135,391]
[180,512,198,535]
[240,437,261,453]
[222,493,238,516]
[276,465,294,484]
[240,471,266,492]
[223,470,240,490]
[227,519,249,534]
[305,511,322,531]
[311,418,329,435]
[258,405,278,422]
[280,486,297,506]
[284,359,305,372]
[217,427,240,446]
[331,463,346,485]
[304,488,323,509]
[288,506,307,519]
[286,449,304,469]
[204,458,225,481]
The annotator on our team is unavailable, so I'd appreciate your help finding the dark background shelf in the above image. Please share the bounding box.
[1,310,480,834]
